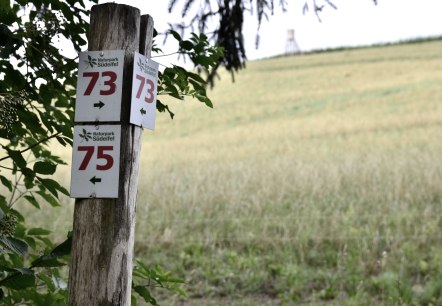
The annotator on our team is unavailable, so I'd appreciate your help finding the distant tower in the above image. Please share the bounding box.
[285,29,300,55]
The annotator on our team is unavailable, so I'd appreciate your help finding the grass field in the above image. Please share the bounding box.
[30,40,442,305]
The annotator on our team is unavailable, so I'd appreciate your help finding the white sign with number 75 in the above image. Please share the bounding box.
[130,52,159,130]
[70,125,121,198]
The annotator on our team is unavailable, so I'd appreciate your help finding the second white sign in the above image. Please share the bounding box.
[130,52,159,130]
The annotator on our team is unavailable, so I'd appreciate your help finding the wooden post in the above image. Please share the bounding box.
[68,4,154,305]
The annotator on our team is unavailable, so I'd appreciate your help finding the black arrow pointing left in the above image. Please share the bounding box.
[90,176,102,184]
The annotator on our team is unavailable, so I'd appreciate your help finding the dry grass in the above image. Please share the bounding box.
[135,41,442,304]
[136,40,442,244]
[24,40,442,305]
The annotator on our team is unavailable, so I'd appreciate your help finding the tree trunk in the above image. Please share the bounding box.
[68,4,154,305]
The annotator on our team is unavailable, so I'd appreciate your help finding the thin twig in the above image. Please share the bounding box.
[0,165,14,170]
[8,151,34,208]
[0,131,62,163]
[8,171,24,208]
[151,51,180,58]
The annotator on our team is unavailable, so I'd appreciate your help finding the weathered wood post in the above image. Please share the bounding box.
[68,4,154,305]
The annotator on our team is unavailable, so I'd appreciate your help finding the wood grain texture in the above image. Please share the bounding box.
[68,4,153,305]
[139,15,154,58]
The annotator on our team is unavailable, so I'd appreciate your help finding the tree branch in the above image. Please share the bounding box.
[0,165,14,170]
[0,131,63,163]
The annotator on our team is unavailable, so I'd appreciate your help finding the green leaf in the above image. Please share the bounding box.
[133,285,158,305]
[187,71,205,83]
[38,274,56,292]
[1,269,35,290]
[179,40,194,51]
[0,236,28,255]
[38,178,69,197]
[28,228,51,236]
[14,267,33,276]
[20,167,36,190]
[168,29,182,42]
[50,236,72,257]
[7,149,26,168]
[39,179,58,197]
[189,78,205,92]
[31,256,65,268]
[0,175,12,192]
[39,84,53,104]
[31,236,72,268]
[23,236,36,249]
[195,93,213,108]
[33,161,57,175]
[17,109,45,136]
[56,136,67,146]
[35,236,53,248]
[0,265,15,273]
[10,209,24,223]
[199,32,208,41]
[156,100,175,119]
[36,191,60,207]
[24,195,40,209]
[0,196,7,216]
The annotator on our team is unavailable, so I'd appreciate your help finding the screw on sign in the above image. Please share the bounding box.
[70,125,121,198]
[74,50,124,122]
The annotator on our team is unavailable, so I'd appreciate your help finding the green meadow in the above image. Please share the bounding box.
[30,40,442,305]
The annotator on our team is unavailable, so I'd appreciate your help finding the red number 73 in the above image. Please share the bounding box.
[78,146,114,170]
[135,74,155,103]
[83,71,117,96]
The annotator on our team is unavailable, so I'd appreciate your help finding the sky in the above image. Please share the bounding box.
[93,0,442,65]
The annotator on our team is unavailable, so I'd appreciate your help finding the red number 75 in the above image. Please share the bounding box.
[78,146,114,171]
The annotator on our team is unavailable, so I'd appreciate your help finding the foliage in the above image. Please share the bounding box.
[132,261,186,305]
[0,0,222,305]
[156,30,223,119]
[0,0,95,303]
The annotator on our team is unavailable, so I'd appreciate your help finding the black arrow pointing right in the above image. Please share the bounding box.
[90,176,102,184]
[94,101,105,109]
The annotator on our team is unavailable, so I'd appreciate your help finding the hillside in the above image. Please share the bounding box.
[37,40,442,305]
[138,40,442,305]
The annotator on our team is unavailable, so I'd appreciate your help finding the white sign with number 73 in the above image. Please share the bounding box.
[130,52,159,130]
[75,50,124,122]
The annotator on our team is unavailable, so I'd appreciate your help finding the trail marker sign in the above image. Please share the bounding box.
[70,125,121,198]
[130,52,159,130]
[75,50,124,122]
